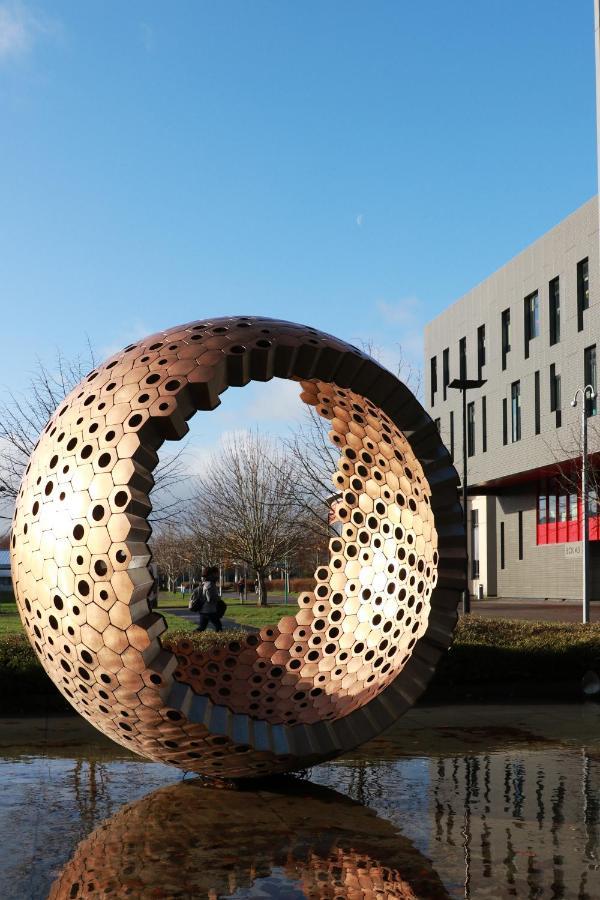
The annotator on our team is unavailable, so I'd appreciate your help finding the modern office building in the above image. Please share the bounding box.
[425,196,599,600]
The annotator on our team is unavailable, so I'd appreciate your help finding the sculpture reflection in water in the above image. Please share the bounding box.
[48,779,450,900]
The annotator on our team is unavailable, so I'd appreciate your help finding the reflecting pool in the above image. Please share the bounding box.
[1,705,599,899]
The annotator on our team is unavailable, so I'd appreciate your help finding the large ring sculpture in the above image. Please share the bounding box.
[11,317,463,778]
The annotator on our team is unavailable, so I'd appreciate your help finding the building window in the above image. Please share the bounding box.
[549,277,560,345]
[430,356,437,407]
[477,325,486,380]
[550,364,562,428]
[558,494,568,523]
[501,308,511,370]
[569,493,578,522]
[443,348,450,400]
[524,291,540,359]
[534,370,540,435]
[500,522,505,570]
[482,396,487,453]
[467,401,475,457]
[459,337,467,380]
[577,257,589,332]
[537,480,597,545]
[538,494,547,525]
[511,381,521,442]
[449,410,454,461]
[502,397,508,446]
[471,509,479,579]
[584,345,597,416]
[518,510,524,560]
[434,417,441,432]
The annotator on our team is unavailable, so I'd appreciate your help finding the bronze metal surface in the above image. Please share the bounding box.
[48,780,451,899]
[11,317,464,778]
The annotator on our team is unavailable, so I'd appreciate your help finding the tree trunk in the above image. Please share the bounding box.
[256,570,268,607]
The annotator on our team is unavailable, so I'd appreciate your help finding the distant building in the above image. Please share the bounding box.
[0,550,12,593]
[425,196,599,600]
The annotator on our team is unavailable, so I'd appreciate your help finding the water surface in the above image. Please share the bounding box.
[1,705,599,899]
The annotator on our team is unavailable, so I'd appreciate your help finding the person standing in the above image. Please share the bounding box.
[194,565,223,632]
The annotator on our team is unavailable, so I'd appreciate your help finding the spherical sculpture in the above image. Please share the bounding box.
[11,317,463,778]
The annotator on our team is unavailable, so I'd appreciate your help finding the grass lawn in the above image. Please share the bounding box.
[158,590,299,610]
[0,593,22,637]
[0,609,23,636]
[431,617,600,699]
[222,601,293,628]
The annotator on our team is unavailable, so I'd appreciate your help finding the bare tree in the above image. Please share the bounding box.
[0,348,186,523]
[190,431,306,606]
[546,415,600,509]
[151,525,190,593]
[358,338,423,399]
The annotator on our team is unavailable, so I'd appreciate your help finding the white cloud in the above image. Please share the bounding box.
[98,319,153,360]
[0,2,56,62]
[355,213,364,227]
[243,378,303,423]
[377,297,422,326]
[348,296,428,397]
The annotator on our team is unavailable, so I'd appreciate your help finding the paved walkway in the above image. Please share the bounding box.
[165,599,600,626]
[468,599,600,623]
[165,607,259,632]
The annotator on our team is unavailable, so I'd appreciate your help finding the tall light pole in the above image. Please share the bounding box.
[449,377,486,614]
[571,384,596,624]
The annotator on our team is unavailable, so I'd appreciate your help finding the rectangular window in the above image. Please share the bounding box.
[449,410,454,461]
[511,381,521,442]
[477,324,486,380]
[584,345,597,416]
[518,510,523,560]
[467,401,475,457]
[549,277,560,345]
[459,337,467,380]
[588,488,598,517]
[538,494,547,525]
[548,495,557,523]
[534,370,540,435]
[550,364,557,411]
[481,396,487,452]
[524,291,540,358]
[430,356,437,407]
[434,417,441,432]
[550,364,562,427]
[569,493,578,521]
[471,509,479,579]
[501,308,511,371]
[558,494,567,523]
[500,522,505,570]
[502,397,508,446]
[443,348,450,400]
[577,257,589,332]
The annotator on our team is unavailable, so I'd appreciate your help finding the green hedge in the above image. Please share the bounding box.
[1,618,599,715]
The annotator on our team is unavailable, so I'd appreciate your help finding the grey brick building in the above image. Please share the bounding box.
[425,196,600,600]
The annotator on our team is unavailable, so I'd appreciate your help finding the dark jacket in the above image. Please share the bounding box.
[200,578,220,615]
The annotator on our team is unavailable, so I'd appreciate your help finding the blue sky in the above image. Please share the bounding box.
[1,0,597,402]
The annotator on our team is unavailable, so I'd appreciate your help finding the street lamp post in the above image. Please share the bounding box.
[571,384,596,624]
[449,377,486,615]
